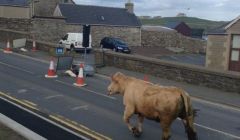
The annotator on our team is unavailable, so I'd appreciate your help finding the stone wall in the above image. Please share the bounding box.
[206,35,229,71]
[31,17,82,43]
[141,29,207,53]
[94,49,240,93]
[0,29,29,44]
[91,26,141,47]
[0,17,31,32]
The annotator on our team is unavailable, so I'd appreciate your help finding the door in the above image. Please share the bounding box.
[229,35,240,72]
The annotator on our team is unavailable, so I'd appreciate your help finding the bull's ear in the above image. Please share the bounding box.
[110,74,114,80]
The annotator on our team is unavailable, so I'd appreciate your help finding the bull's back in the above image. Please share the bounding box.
[135,86,183,120]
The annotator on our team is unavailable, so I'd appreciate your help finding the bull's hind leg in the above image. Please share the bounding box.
[182,116,198,140]
[160,118,172,140]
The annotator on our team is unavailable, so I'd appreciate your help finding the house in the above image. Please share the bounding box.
[206,16,240,72]
[53,3,142,46]
[191,28,204,39]
[165,21,191,36]
[0,0,30,18]
[34,0,75,17]
[176,13,187,17]
[0,0,75,18]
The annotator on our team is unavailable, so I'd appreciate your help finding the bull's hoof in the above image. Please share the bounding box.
[131,127,142,137]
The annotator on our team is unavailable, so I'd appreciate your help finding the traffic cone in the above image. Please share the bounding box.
[3,40,12,54]
[45,59,58,78]
[73,64,87,87]
[31,40,37,52]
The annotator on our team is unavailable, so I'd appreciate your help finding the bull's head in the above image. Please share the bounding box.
[107,72,126,96]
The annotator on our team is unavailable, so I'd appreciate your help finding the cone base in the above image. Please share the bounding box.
[31,49,37,52]
[3,50,13,54]
[45,74,58,78]
[73,83,87,87]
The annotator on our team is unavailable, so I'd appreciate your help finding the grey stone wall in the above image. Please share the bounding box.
[0,17,31,32]
[94,49,240,93]
[141,29,207,53]
[91,26,141,47]
[31,17,81,43]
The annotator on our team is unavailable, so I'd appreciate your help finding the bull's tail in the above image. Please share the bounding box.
[180,91,198,140]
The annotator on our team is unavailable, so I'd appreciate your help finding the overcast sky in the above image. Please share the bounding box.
[74,0,240,21]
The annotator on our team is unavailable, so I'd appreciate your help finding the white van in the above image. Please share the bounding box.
[59,33,92,52]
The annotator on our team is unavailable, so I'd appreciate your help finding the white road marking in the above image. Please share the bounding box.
[176,118,240,139]
[192,97,240,112]
[45,95,64,100]
[71,105,88,111]
[0,61,34,74]
[55,80,117,100]
[17,89,28,94]
[195,123,240,139]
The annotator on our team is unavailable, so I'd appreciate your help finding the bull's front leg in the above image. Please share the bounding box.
[123,105,135,134]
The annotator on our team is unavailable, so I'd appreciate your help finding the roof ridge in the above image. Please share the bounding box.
[59,3,126,10]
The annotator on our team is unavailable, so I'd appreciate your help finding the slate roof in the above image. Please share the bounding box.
[58,4,141,27]
[207,22,230,35]
[0,0,28,7]
[165,21,183,29]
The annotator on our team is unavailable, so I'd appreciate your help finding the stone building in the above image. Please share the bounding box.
[0,0,30,19]
[33,0,74,17]
[165,21,191,37]
[206,16,240,72]
[52,2,141,47]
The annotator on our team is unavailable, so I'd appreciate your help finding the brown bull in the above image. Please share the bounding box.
[107,72,198,140]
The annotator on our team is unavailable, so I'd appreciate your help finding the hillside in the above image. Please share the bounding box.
[140,17,227,32]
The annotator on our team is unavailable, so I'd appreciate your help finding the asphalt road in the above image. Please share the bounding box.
[0,50,239,140]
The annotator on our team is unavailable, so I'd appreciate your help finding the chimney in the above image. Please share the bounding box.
[125,0,134,14]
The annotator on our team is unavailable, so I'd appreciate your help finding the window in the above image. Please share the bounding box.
[232,35,240,49]
[63,0,68,3]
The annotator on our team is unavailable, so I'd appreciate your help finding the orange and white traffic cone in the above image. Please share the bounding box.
[31,40,37,52]
[143,75,149,82]
[73,64,87,87]
[3,40,12,54]
[45,59,58,78]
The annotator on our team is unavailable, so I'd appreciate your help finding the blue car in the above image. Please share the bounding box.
[100,37,131,54]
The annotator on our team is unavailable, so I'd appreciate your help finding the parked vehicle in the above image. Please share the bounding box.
[59,33,92,52]
[100,37,131,54]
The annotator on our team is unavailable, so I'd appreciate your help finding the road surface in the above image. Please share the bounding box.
[0,50,239,140]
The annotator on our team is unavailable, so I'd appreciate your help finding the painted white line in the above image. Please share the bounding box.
[17,89,28,94]
[0,61,34,74]
[55,80,117,100]
[192,97,240,112]
[45,95,64,100]
[0,113,47,140]
[176,118,240,139]
[71,105,88,111]
[0,96,90,140]
[195,123,240,139]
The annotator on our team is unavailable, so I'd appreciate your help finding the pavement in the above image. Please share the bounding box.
[0,44,240,140]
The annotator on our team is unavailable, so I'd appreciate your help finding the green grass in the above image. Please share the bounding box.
[140,17,227,32]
